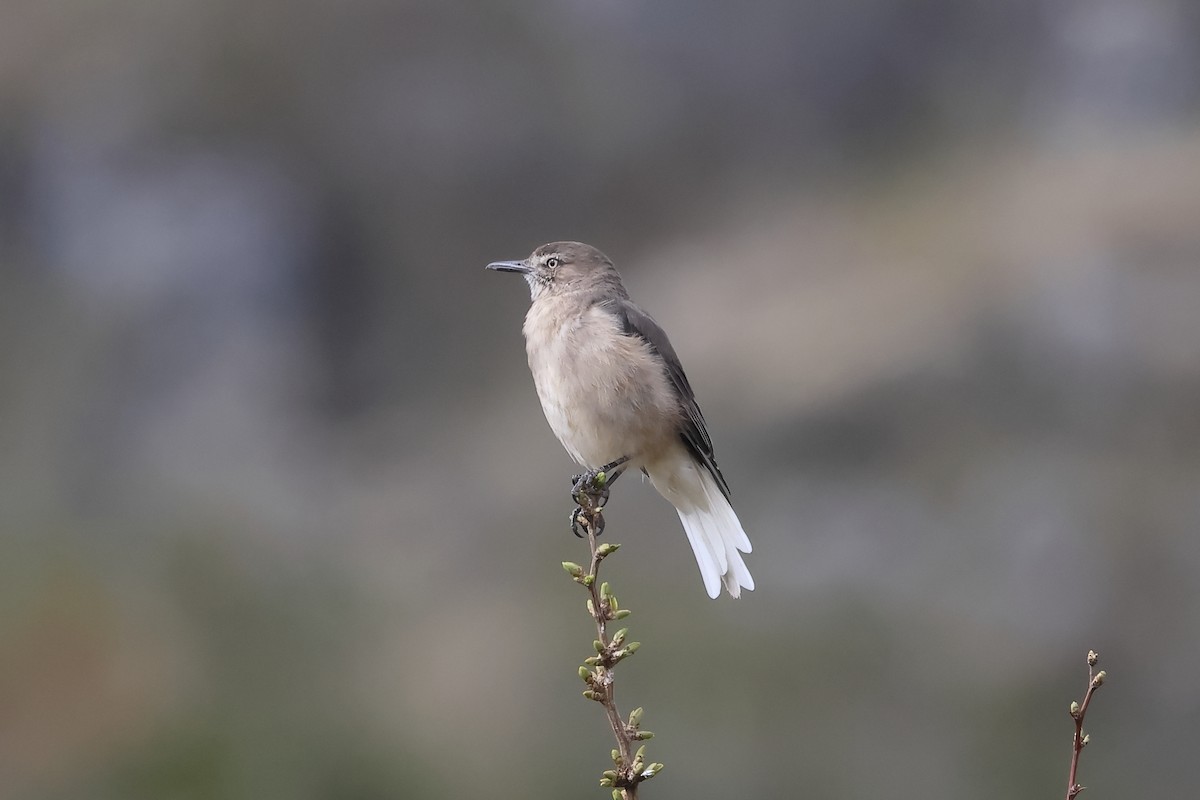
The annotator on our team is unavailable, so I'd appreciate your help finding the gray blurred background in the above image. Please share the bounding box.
[3,1,1199,798]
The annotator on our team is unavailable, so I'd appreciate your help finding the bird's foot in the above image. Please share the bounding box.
[571,468,611,507]
[568,458,629,539]
[570,456,630,501]
[569,461,628,538]
[571,470,609,539]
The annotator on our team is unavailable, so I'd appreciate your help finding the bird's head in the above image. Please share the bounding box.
[487,241,624,301]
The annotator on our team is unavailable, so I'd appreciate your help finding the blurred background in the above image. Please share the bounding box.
[3,1,1199,798]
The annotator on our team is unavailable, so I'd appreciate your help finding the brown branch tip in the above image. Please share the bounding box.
[1066,649,1108,800]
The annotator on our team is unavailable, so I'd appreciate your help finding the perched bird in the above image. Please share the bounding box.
[487,242,753,598]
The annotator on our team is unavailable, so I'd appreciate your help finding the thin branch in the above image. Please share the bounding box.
[562,473,662,799]
[1066,650,1107,800]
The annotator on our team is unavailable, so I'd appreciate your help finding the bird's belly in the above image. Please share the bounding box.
[529,334,678,469]
[538,395,618,467]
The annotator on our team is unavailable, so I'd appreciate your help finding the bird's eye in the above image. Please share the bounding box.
[545,257,561,269]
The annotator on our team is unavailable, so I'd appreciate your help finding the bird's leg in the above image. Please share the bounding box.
[600,455,632,473]
[569,456,631,538]
[603,465,627,487]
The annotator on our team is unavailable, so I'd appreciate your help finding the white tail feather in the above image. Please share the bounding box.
[648,452,754,599]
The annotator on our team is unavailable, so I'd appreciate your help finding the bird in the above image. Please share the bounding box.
[487,241,753,598]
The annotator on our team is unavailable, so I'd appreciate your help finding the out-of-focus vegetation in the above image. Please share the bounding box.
[2,2,1199,798]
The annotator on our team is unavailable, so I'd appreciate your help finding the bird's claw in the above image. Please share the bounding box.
[570,506,605,538]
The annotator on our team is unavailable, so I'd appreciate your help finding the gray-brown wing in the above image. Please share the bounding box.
[607,299,732,500]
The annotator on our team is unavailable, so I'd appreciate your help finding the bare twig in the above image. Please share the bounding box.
[562,473,662,799]
[1066,650,1107,800]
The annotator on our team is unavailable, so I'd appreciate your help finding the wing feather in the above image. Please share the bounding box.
[605,299,732,500]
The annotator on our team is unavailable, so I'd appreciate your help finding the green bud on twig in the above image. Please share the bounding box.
[611,749,621,764]
[1087,650,1099,667]
[602,770,618,781]
[1082,733,1090,747]
[600,582,611,599]
[635,730,654,740]
[593,639,605,653]
[584,656,600,666]
[599,777,613,787]
[1070,701,1080,717]
[612,643,639,662]
[614,608,632,619]
[612,628,628,647]
[1092,670,1106,687]
[562,561,584,578]
[581,574,594,587]
[644,763,664,778]
[612,790,623,800]
[628,707,643,727]
[635,745,646,761]
[579,666,592,681]
[583,690,598,700]
[597,543,621,557]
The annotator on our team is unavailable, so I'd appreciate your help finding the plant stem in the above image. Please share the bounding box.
[569,477,656,799]
[582,523,638,799]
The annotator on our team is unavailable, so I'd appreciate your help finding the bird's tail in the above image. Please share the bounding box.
[647,452,754,599]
